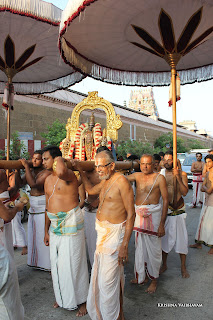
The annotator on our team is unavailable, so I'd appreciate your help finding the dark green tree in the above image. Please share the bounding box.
[116,139,154,159]
[154,132,188,153]
[0,131,30,160]
[41,119,66,146]
[186,138,206,150]
[10,131,30,159]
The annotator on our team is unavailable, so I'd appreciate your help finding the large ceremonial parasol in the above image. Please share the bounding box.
[59,0,213,167]
[0,0,84,160]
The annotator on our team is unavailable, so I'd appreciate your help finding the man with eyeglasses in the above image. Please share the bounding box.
[82,146,109,268]
[74,149,135,320]
[127,154,168,293]
[160,151,190,278]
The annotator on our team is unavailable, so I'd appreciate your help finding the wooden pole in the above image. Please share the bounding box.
[0,160,140,172]
[6,76,13,162]
[171,67,177,168]
[6,94,10,161]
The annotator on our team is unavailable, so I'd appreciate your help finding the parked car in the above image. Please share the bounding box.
[182,153,208,187]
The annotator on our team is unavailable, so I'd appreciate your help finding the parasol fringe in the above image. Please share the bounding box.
[0,0,61,25]
[0,72,84,95]
[61,40,213,86]
[59,0,213,87]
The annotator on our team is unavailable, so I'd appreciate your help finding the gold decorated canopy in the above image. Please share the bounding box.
[60,91,122,159]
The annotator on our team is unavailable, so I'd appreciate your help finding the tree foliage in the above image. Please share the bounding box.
[185,138,206,150]
[0,131,30,160]
[41,119,66,146]
[154,132,206,153]
[117,139,154,159]
[154,132,187,153]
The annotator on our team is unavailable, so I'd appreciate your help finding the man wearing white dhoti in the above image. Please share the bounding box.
[84,205,97,266]
[83,169,100,267]
[202,150,213,206]
[0,170,15,258]
[127,155,168,293]
[190,154,213,254]
[160,151,190,278]
[27,194,51,270]
[0,191,14,258]
[0,197,25,320]
[75,150,135,320]
[191,153,204,208]
[43,146,89,316]
[8,171,28,255]
[12,209,27,254]
[19,150,51,270]
[82,147,109,267]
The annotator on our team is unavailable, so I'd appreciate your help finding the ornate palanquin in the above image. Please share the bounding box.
[60,91,123,160]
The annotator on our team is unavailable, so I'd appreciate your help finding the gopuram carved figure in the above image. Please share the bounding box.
[60,92,122,160]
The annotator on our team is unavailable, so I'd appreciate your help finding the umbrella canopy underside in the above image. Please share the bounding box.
[59,0,213,86]
[0,0,84,94]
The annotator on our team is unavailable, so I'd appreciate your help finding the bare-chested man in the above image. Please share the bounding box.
[0,169,9,199]
[127,154,168,293]
[82,168,100,267]
[19,150,51,270]
[202,149,213,178]
[160,151,190,278]
[0,168,21,257]
[9,170,27,255]
[82,146,110,267]
[0,199,25,320]
[191,152,204,208]
[42,145,89,316]
[74,150,135,320]
[153,153,162,173]
[190,154,213,254]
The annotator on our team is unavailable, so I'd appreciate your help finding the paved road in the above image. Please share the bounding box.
[14,189,213,320]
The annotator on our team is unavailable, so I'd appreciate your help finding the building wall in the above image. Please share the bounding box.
[0,98,73,140]
[0,94,212,151]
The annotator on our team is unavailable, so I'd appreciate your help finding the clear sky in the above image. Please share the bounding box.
[44,0,213,135]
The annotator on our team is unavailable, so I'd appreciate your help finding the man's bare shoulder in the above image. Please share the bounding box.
[158,173,166,182]
[37,169,51,179]
[181,171,187,177]
[44,173,53,183]
[115,174,133,193]
[113,173,129,185]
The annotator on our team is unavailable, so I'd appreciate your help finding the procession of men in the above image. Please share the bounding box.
[1,145,213,319]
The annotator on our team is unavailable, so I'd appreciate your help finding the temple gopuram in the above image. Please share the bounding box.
[128,87,159,117]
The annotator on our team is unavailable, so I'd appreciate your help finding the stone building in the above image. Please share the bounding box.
[128,87,159,117]
[0,89,212,156]
[179,120,197,132]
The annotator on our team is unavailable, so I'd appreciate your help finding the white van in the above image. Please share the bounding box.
[189,149,210,154]
[182,151,208,187]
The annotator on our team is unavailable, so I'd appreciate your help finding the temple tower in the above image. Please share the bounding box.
[128,87,159,117]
